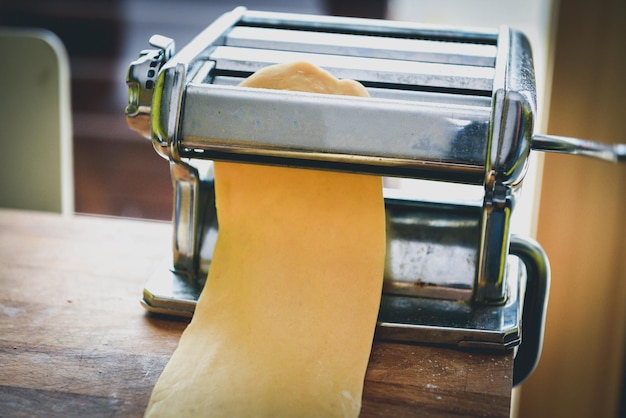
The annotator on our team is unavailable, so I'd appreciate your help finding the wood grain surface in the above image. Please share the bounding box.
[0,209,513,417]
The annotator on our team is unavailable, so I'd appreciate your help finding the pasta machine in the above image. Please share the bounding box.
[125,7,625,386]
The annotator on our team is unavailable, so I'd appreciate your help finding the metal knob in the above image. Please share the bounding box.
[125,35,175,139]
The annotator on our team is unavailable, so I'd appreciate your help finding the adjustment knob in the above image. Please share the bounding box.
[125,35,175,139]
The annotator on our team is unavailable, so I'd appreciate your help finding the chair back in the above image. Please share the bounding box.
[0,28,73,214]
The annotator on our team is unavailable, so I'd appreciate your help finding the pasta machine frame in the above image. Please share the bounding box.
[125,7,623,385]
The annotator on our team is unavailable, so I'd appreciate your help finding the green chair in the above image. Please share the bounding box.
[0,28,73,215]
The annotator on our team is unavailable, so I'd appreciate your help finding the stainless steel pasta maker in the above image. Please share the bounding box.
[124,7,625,386]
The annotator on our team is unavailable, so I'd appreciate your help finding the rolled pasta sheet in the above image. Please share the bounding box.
[144,62,386,418]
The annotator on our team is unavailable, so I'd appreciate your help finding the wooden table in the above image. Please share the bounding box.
[0,209,513,417]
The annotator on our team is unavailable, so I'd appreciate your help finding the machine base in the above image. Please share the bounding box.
[141,258,523,351]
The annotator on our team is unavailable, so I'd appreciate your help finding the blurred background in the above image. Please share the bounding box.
[1,0,624,417]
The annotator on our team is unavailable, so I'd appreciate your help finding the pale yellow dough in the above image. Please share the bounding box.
[144,62,385,417]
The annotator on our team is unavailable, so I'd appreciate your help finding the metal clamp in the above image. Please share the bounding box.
[509,235,550,387]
